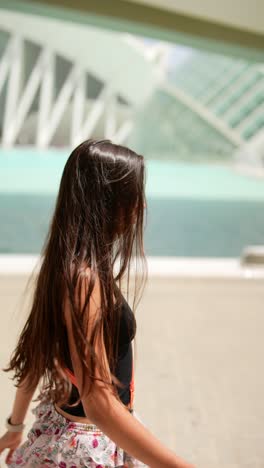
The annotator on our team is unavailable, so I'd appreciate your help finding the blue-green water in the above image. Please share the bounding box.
[1,149,264,257]
[1,149,264,200]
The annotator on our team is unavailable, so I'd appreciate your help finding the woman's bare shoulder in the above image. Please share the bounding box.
[68,262,99,285]
[64,263,101,314]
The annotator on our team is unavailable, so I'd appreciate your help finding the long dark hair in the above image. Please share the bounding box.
[4,139,148,407]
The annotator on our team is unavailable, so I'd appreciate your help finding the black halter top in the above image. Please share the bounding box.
[61,293,136,416]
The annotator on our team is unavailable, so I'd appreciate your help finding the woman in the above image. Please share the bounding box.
[0,139,195,468]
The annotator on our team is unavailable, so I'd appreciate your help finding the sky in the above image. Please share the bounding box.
[141,36,193,69]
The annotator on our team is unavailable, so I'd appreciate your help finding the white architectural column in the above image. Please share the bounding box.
[2,35,23,146]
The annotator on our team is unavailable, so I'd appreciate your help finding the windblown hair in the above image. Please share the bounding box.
[4,139,148,407]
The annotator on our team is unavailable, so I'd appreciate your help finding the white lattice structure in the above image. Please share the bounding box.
[165,50,264,169]
[0,10,165,148]
[0,9,263,172]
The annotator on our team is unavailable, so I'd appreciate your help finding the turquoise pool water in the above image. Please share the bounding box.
[1,149,264,257]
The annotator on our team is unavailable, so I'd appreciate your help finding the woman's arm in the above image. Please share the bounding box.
[84,381,194,468]
[0,375,39,464]
[9,374,38,425]
[64,271,195,468]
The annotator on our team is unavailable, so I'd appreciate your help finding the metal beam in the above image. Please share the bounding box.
[2,35,23,146]
[161,81,243,146]
[38,64,81,147]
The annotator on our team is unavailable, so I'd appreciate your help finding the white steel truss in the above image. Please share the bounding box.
[0,12,263,171]
[0,34,140,148]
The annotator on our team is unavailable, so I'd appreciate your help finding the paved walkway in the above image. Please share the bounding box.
[0,274,264,467]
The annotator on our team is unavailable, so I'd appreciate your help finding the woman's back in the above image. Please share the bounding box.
[60,291,137,416]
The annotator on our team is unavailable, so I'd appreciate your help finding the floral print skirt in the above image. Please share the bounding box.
[7,397,148,467]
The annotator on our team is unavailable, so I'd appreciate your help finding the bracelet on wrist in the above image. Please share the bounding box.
[5,416,25,433]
